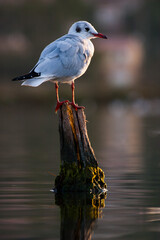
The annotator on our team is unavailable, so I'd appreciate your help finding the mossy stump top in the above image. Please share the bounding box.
[55,103,107,194]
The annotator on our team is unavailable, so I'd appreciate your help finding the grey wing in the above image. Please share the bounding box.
[34,35,87,80]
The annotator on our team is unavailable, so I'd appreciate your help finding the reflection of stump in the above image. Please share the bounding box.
[55,193,106,240]
[55,103,107,193]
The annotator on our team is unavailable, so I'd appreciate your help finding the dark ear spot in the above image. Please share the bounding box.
[76,26,81,33]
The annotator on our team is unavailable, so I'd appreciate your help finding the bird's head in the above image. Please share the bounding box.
[68,21,107,40]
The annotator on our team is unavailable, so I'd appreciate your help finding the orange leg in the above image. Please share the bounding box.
[55,83,68,112]
[69,82,85,111]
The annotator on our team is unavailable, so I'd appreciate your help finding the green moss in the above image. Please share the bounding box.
[55,162,107,193]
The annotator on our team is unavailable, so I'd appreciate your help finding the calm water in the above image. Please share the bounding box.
[0,101,160,240]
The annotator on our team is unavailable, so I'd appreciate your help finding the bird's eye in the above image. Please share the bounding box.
[76,26,81,33]
[85,27,89,32]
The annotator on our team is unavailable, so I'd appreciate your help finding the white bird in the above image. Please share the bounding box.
[12,21,107,111]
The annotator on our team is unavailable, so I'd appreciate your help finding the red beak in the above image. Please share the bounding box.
[92,33,107,39]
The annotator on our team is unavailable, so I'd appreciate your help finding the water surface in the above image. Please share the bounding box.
[0,102,160,239]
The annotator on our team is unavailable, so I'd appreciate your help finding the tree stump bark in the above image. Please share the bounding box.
[55,103,107,194]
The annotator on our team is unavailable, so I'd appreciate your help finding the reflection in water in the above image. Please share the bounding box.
[97,102,143,174]
[55,193,106,240]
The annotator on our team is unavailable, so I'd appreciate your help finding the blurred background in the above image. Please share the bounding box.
[0,0,160,103]
[1,1,160,239]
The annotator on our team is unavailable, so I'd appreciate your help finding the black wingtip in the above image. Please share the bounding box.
[12,77,20,81]
[12,70,41,82]
[12,75,26,81]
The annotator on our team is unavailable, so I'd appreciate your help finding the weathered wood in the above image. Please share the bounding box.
[58,103,97,168]
[55,103,107,193]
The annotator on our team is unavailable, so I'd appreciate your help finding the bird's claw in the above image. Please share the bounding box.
[55,100,69,112]
[55,100,85,112]
[68,102,85,111]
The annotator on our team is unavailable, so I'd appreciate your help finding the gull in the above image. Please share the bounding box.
[12,21,107,111]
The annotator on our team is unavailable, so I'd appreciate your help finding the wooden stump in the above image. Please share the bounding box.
[55,103,107,193]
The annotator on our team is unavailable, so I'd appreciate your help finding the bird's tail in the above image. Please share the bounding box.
[21,78,47,87]
[12,70,47,87]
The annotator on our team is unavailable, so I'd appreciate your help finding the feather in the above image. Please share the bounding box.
[21,78,48,87]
